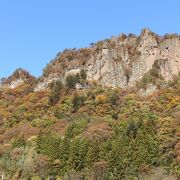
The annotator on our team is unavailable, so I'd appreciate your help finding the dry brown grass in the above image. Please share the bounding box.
[19,123,39,138]
[84,121,112,140]
[53,120,68,136]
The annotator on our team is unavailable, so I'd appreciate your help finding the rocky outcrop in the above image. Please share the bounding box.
[30,29,180,90]
[1,68,36,89]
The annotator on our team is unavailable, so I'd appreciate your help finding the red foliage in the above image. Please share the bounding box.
[19,123,39,138]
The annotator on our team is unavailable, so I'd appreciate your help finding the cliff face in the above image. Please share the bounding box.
[18,29,180,91]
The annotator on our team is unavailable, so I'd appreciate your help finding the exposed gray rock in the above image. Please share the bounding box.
[34,77,59,92]
[1,68,36,89]
[8,78,24,89]
[75,83,83,90]
[139,84,157,96]
[35,28,180,91]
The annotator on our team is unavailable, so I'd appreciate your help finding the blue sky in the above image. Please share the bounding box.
[0,0,180,78]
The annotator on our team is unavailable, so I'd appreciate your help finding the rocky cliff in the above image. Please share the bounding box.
[0,29,180,180]
[34,28,180,91]
[1,28,180,91]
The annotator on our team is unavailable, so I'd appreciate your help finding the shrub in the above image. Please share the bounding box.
[49,80,63,105]
[54,96,73,119]
[109,92,119,106]
[36,133,61,159]
[66,74,80,89]
[0,152,18,177]
[31,118,55,128]
[11,136,27,148]
[136,73,156,89]
[65,118,89,139]
[95,95,107,104]
[80,69,87,82]
[68,137,92,171]
[100,118,159,179]
[136,60,164,89]
[72,94,86,112]
[66,70,87,89]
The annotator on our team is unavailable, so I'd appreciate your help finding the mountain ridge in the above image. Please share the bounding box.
[1,28,180,91]
[0,29,179,179]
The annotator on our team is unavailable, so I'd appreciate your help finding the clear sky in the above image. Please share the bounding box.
[0,0,180,78]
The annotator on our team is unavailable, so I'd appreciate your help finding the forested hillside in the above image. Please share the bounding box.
[0,70,179,179]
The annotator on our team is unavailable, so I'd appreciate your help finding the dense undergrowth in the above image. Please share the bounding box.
[0,74,179,179]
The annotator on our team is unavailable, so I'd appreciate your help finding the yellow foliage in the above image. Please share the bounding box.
[95,94,107,103]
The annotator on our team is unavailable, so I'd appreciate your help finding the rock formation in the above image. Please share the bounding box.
[0,68,36,89]
[1,28,180,91]
[34,28,180,91]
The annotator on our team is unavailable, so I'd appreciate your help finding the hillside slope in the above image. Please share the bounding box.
[0,29,180,179]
